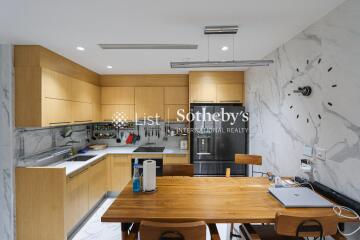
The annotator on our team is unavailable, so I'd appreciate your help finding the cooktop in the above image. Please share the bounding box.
[133,147,165,153]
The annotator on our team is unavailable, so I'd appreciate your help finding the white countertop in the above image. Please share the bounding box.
[50,147,188,176]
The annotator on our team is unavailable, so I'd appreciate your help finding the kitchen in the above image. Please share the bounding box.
[1,0,360,240]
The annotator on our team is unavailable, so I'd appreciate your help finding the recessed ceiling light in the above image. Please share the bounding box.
[221,46,229,51]
[106,65,113,69]
[76,46,85,51]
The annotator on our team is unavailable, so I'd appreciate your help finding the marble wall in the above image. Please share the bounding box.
[0,45,14,240]
[246,0,360,203]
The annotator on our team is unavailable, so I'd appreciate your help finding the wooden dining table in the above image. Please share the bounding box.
[101,177,355,239]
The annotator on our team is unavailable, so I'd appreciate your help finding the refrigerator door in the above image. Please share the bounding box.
[192,105,215,161]
[214,105,247,161]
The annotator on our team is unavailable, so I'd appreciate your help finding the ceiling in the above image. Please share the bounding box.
[0,0,345,74]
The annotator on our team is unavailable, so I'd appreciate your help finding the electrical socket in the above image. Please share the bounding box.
[315,147,326,161]
[303,145,313,157]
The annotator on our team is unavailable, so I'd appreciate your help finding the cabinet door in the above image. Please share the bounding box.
[111,155,131,192]
[71,79,92,103]
[42,69,72,100]
[164,87,188,104]
[66,168,89,232]
[92,104,101,122]
[165,104,189,122]
[135,87,164,119]
[101,105,134,122]
[42,98,72,126]
[216,84,243,103]
[101,87,135,104]
[72,101,92,123]
[163,154,189,164]
[88,159,107,208]
[189,83,216,103]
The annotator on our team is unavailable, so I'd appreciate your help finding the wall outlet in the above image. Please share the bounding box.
[303,145,313,157]
[315,147,326,161]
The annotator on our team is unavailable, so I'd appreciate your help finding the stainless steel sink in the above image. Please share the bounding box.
[66,155,96,162]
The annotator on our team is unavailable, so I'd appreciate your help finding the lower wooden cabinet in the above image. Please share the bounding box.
[163,154,189,164]
[65,167,89,233]
[88,159,107,209]
[109,155,132,192]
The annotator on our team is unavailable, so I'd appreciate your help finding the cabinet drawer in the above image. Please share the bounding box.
[163,154,189,164]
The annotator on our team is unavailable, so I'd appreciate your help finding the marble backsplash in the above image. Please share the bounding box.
[246,0,360,204]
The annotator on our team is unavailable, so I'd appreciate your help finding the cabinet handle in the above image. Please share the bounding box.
[49,122,70,125]
[196,152,211,155]
[74,120,92,123]
[193,100,214,103]
[69,167,88,178]
[219,100,241,103]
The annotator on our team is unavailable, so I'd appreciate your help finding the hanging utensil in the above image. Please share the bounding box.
[116,128,121,143]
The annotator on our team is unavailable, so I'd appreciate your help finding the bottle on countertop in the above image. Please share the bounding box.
[132,158,141,193]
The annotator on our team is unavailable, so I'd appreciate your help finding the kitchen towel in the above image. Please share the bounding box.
[143,160,156,192]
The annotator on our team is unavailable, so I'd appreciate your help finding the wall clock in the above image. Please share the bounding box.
[285,56,337,126]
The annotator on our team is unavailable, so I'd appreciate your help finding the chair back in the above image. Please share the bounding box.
[235,154,262,165]
[275,211,338,237]
[140,221,206,240]
[163,164,194,177]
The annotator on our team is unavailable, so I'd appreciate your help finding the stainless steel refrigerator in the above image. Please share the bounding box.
[190,104,248,176]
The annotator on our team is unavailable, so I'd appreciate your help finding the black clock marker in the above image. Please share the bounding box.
[318,114,322,119]
[328,67,333,72]
[307,118,309,123]
[296,114,299,119]
[332,84,337,88]
[290,105,293,109]
[328,102,333,106]
[318,58,322,64]
[306,59,309,64]
[296,68,299,72]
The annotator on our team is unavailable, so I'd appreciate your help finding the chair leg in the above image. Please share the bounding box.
[230,223,243,239]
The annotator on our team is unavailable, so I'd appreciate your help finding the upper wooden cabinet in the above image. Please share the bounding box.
[101,87,135,104]
[15,45,100,127]
[135,87,164,119]
[216,84,243,103]
[164,87,188,104]
[189,71,244,104]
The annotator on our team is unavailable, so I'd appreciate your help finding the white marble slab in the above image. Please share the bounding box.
[245,0,360,205]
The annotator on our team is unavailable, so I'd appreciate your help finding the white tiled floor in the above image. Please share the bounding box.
[71,198,230,240]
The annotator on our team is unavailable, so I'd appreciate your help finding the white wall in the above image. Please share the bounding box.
[246,0,360,217]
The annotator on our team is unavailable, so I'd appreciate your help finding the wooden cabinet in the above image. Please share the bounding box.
[15,45,100,127]
[71,102,92,123]
[163,154,189,164]
[165,104,189,121]
[43,98,72,126]
[66,168,89,233]
[110,155,132,192]
[190,82,217,103]
[101,105,135,122]
[135,87,164,119]
[101,87,135,104]
[216,84,243,103]
[88,159,107,208]
[42,68,72,100]
[189,71,244,103]
[164,87,188,104]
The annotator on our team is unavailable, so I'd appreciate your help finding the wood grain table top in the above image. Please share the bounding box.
[101,177,353,224]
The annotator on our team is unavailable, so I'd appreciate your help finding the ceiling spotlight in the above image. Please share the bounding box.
[76,46,85,51]
[106,65,113,69]
[221,46,229,51]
